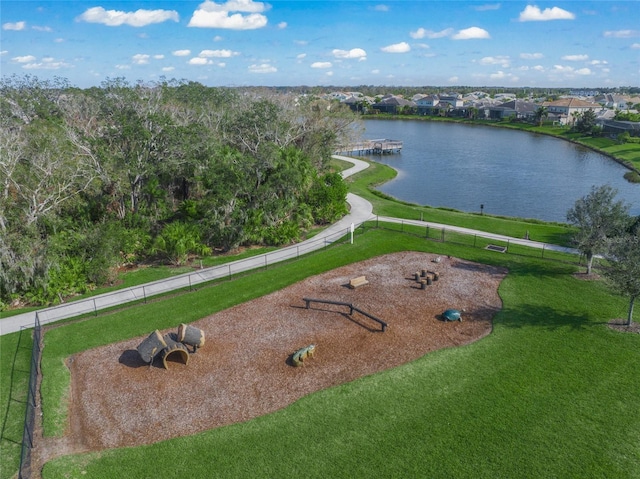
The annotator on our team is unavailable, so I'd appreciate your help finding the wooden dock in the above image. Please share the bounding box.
[337,139,403,155]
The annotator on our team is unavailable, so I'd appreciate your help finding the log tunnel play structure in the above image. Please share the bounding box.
[137,324,205,369]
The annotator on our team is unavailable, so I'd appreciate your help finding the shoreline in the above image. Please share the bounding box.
[364,114,640,179]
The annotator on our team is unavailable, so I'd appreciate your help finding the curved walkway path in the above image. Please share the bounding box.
[0,155,575,335]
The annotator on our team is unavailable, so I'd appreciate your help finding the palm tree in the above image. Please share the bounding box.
[534,106,548,126]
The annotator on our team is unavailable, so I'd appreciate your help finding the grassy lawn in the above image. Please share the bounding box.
[0,330,33,479]
[35,229,639,478]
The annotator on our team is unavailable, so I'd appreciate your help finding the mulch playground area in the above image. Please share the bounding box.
[53,252,507,456]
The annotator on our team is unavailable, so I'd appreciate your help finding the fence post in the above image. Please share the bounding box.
[93,298,98,316]
[541,244,545,259]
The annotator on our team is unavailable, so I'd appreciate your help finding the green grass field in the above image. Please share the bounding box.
[1,149,639,479]
[35,230,639,478]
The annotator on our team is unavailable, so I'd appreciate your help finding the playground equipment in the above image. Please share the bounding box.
[442,309,462,322]
[177,323,205,352]
[302,297,388,332]
[136,325,205,369]
[292,344,316,367]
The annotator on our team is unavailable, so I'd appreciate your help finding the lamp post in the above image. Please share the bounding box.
[480,204,484,216]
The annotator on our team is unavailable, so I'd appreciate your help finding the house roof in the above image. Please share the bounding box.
[544,98,597,108]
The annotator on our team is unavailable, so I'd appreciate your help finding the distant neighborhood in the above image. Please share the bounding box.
[329,90,640,137]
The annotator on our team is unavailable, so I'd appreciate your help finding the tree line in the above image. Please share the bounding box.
[0,75,361,308]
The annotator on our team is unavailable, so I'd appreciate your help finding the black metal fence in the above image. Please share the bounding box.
[18,313,42,479]
[365,218,582,265]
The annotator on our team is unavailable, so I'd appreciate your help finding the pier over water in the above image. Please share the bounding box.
[338,138,403,155]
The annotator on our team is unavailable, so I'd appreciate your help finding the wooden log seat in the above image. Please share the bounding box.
[292,344,316,367]
[160,334,190,369]
[177,323,205,352]
[137,330,167,365]
[348,276,369,289]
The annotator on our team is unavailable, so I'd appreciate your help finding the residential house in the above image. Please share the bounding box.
[371,95,416,114]
[543,98,599,126]
[485,100,538,121]
[599,119,640,137]
[415,94,440,115]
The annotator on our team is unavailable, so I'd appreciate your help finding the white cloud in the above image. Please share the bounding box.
[248,63,277,73]
[54,38,64,43]
[296,53,306,60]
[332,48,367,60]
[12,55,36,63]
[153,54,164,60]
[199,49,239,58]
[0,51,7,56]
[23,59,72,70]
[374,5,389,12]
[381,42,410,53]
[590,60,607,65]
[32,25,53,32]
[278,21,287,29]
[603,30,640,38]
[76,7,179,27]
[3,21,26,31]
[631,43,640,49]
[490,71,506,79]
[213,35,224,41]
[132,54,150,64]
[561,54,588,61]
[311,61,332,69]
[188,0,269,30]
[553,64,575,73]
[116,64,131,70]
[448,76,459,83]
[520,52,544,59]
[519,5,575,22]
[173,50,191,56]
[479,55,510,67]
[575,68,592,75]
[533,65,545,71]
[371,69,380,74]
[189,57,211,65]
[451,27,490,40]
[410,27,453,39]
[162,66,175,72]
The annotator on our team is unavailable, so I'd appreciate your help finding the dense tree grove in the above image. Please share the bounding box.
[0,76,359,307]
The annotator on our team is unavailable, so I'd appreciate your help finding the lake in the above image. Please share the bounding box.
[359,119,640,223]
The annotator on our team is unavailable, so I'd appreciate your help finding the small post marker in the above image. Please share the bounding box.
[350,223,354,244]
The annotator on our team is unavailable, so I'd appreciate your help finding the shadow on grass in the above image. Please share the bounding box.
[497,304,591,331]
[1,328,32,445]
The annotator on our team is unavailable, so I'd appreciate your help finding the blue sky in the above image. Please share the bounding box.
[1,1,639,88]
